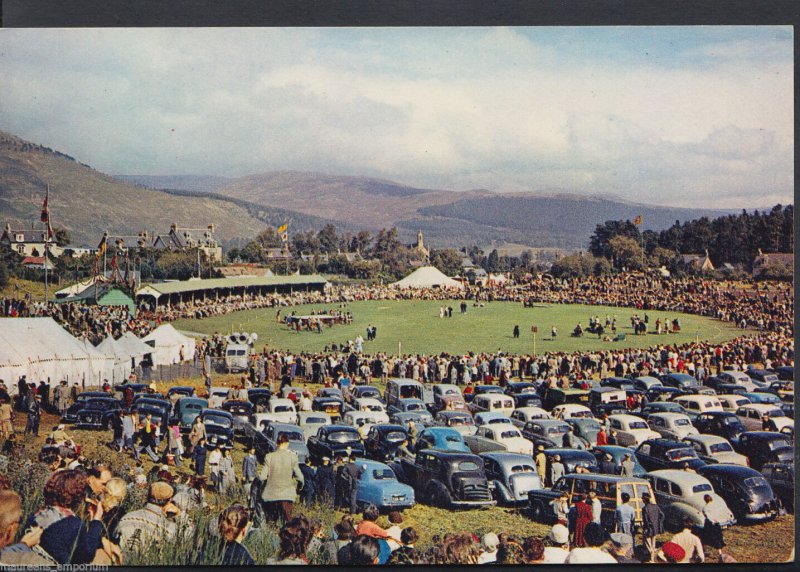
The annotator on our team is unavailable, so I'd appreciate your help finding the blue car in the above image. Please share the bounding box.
[590,445,648,477]
[742,392,782,405]
[355,460,415,510]
[414,427,470,453]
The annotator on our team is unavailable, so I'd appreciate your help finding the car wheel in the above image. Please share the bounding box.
[531,500,546,522]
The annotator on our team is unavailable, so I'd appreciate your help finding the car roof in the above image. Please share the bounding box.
[648,412,689,420]
[201,408,232,417]
[359,459,393,471]
[479,451,535,463]
[676,394,719,401]
[324,424,359,432]
[298,411,330,419]
[641,437,690,448]
[739,403,782,411]
[647,469,712,486]
[543,448,595,457]
[742,431,792,440]
[563,473,649,484]
[421,449,480,461]
[698,464,760,478]
[609,414,646,421]
[269,422,303,432]
[532,419,570,427]
[423,426,461,435]
[372,424,407,432]
[683,434,725,444]
[477,424,518,432]
[387,377,422,386]
[271,397,294,404]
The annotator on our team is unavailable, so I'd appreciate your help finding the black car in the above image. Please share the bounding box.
[781,402,794,419]
[761,462,794,513]
[774,366,794,381]
[747,369,780,385]
[364,424,409,461]
[641,401,687,417]
[221,400,254,435]
[133,397,172,433]
[247,388,272,412]
[391,449,494,508]
[645,386,685,403]
[307,425,365,461]
[733,431,794,471]
[200,409,235,449]
[347,386,383,404]
[113,383,150,402]
[166,385,195,400]
[713,383,749,396]
[75,397,121,430]
[521,419,572,449]
[312,396,344,421]
[698,464,782,522]
[543,448,599,474]
[692,411,746,441]
[505,382,543,408]
[464,385,505,404]
[634,438,706,472]
[63,391,113,423]
[600,377,636,392]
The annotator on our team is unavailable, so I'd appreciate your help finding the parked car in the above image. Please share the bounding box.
[391,412,433,432]
[260,397,298,425]
[250,422,308,463]
[349,398,390,424]
[112,383,149,402]
[717,394,751,413]
[430,384,463,413]
[693,411,746,441]
[551,403,594,421]
[391,449,495,508]
[781,402,794,419]
[166,385,195,403]
[566,417,603,448]
[646,469,735,530]
[364,424,409,461]
[473,412,513,428]
[172,396,208,431]
[607,414,661,447]
[747,368,779,386]
[698,464,782,522]
[672,395,723,421]
[280,385,305,400]
[247,388,272,412]
[504,382,543,408]
[468,393,515,417]
[718,370,756,388]
[733,431,794,470]
[646,412,699,440]
[764,381,794,403]
[431,394,470,415]
[207,387,230,410]
[681,434,748,466]
[774,365,794,381]
[528,473,653,528]
[311,396,344,421]
[510,406,550,428]
[541,387,590,410]
[590,445,647,477]
[348,385,383,404]
[600,377,637,392]
[543,448,599,475]
[63,391,116,423]
[634,438,706,472]
[632,376,663,392]
[741,392,782,406]
[354,460,415,511]
[761,462,794,513]
[133,397,172,433]
[386,397,428,417]
[480,452,543,505]
[307,425,365,461]
[645,386,686,403]
[587,387,627,417]
[736,403,788,431]
[221,400,253,435]
[432,411,477,436]
[464,425,533,455]
[384,378,423,410]
[660,373,700,391]
[200,409,235,449]
[75,397,121,430]
[521,419,572,449]
[464,385,505,404]
[413,427,470,453]
[297,411,332,442]
[713,383,749,396]
[641,401,687,417]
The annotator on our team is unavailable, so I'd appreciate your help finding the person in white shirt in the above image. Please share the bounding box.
[299,392,312,412]
[702,494,728,559]
[477,532,499,564]
[588,490,602,524]
[207,446,222,490]
[669,518,705,563]
[543,524,570,564]
[564,523,617,564]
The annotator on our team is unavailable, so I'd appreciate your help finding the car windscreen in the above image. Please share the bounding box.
[708,442,733,453]
[305,417,327,424]
[274,405,293,412]
[373,469,396,480]
[203,414,231,427]
[458,461,480,471]
[666,448,697,460]
[362,404,383,412]
[766,409,785,417]
[327,430,360,443]
[185,403,203,411]
[629,421,648,429]
[386,431,406,441]
[548,426,570,435]
[768,439,791,451]
[510,464,535,473]
[691,483,713,494]
[674,419,691,426]
[445,435,463,443]
[500,430,522,439]
[722,416,742,425]
[405,402,424,411]
[280,431,304,442]
[744,476,770,489]
[448,417,473,426]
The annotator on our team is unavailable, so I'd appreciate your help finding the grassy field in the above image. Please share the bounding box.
[174,300,743,355]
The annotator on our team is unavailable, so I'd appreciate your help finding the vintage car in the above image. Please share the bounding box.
[386,397,430,418]
[166,385,195,404]
[543,448,599,475]
[307,425,365,461]
[259,397,298,425]
[528,473,653,528]
[672,395,724,421]
[631,376,663,392]
[172,396,208,431]
[698,464,782,522]
[764,381,794,403]
[348,398,390,423]
[736,403,788,431]
[542,387,590,410]
[391,449,495,508]
[468,393,515,417]
[221,400,254,435]
[364,423,409,461]
[354,460,415,510]
[413,427,470,453]
[133,397,172,433]
[297,411,332,442]
[588,387,627,417]
[473,411,514,427]
[646,412,699,440]
[566,417,603,448]
[431,394,470,415]
[504,382,543,408]
[646,469,736,530]
[660,373,700,391]
[342,411,384,437]
[480,451,542,505]
[635,438,706,472]
[247,388,272,412]
[645,386,686,403]
[607,414,661,447]
[774,366,794,381]
[317,387,344,399]
[718,370,759,391]
[464,384,505,404]
[391,412,434,432]
[431,383,462,407]
[248,421,308,463]
[311,396,344,421]
[464,424,533,455]
[63,391,115,423]
[75,397,121,430]
[384,378,423,410]
[781,402,794,419]
[641,401,687,417]
[761,462,794,513]
[733,431,794,470]
[717,394,751,413]
[741,392,782,406]
[692,411,746,441]
[747,368,780,385]
[432,411,477,436]
[551,403,594,421]
[207,386,231,409]
[200,408,235,449]
[681,434,748,466]
[112,383,149,402]
[347,385,383,404]
[599,377,637,392]
[590,445,647,477]
[714,383,749,396]
[521,419,572,449]
[510,406,551,428]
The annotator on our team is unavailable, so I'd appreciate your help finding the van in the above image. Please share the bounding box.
[673,395,723,421]
[468,394,515,417]
[385,378,424,409]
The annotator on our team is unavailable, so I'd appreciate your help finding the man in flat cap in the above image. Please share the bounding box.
[115,481,179,557]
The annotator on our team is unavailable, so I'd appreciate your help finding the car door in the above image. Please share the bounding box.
[635,442,653,470]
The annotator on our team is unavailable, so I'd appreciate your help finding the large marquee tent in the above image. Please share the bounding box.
[141,324,196,366]
[392,266,465,290]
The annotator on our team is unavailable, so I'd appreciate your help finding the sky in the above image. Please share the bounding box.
[0,26,793,208]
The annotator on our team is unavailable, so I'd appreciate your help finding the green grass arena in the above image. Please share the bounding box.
[173,300,743,355]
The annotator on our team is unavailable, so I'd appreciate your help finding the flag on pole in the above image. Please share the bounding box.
[278,222,289,243]
[40,188,49,223]
[96,235,107,261]
[633,215,643,226]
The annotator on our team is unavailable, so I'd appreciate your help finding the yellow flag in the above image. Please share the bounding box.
[277,223,288,234]
[633,215,642,226]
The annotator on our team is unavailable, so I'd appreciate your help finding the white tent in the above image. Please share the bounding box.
[141,324,196,366]
[0,318,105,393]
[77,337,116,386]
[392,266,465,290]
[97,336,133,385]
[115,332,153,367]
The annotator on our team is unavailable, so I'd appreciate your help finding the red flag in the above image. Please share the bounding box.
[40,188,49,223]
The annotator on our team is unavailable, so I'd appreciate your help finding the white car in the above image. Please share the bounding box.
[207,386,230,409]
[718,370,759,391]
[717,394,751,413]
[260,398,298,425]
[551,404,594,421]
[681,435,748,466]
[469,393,515,416]
[352,398,390,424]
[297,411,332,442]
[464,424,534,456]
[673,395,724,420]
[608,414,661,447]
[735,403,788,431]
[343,410,384,432]
[646,469,736,528]
[647,412,699,440]
[510,406,551,428]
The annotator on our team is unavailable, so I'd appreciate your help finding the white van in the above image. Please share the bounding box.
[469,394,515,417]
